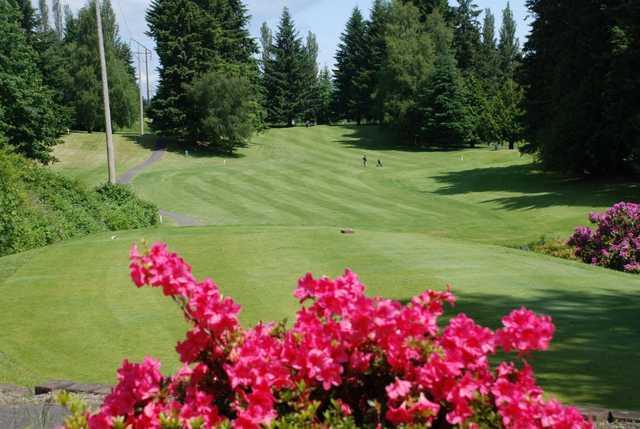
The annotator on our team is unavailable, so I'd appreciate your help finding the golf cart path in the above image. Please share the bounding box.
[117,139,204,227]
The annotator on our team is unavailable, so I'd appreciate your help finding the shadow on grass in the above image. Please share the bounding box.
[121,133,246,159]
[333,125,476,153]
[398,287,640,409]
[432,163,640,210]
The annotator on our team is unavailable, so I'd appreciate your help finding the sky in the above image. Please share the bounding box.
[47,0,530,94]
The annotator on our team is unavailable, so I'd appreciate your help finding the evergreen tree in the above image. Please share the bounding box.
[259,22,272,76]
[364,0,390,123]
[63,4,77,41]
[333,7,369,124]
[498,2,520,78]
[405,0,449,20]
[264,8,305,126]
[0,1,64,161]
[67,0,139,132]
[301,32,321,122]
[38,0,49,32]
[316,67,334,125]
[11,0,36,34]
[148,0,259,142]
[416,23,471,147]
[452,0,482,74]
[488,78,524,149]
[479,9,499,84]
[522,0,640,174]
[185,71,256,152]
[52,0,63,39]
[381,0,435,139]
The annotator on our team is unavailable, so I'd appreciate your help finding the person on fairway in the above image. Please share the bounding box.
[362,154,368,167]
[377,159,383,167]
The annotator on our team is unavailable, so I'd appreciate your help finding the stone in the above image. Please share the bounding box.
[66,383,112,396]
[0,384,31,398]
[34,381,74,395]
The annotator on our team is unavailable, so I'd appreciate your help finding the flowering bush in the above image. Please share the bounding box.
[64,243,592,429]
[568,202,640,273]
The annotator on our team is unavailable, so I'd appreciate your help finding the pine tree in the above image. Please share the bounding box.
[364,0,390,123]
[0,1,64,161]
[479,9,499,84]
[316,67,334,124]
[301,32,320,122]
[452,0,482,74]
[405,0,449,20]
[488,78,524,149]
[264,7,305,126]
[498,2,520,79]
[259,22,272,76]
[522,0,640,174]
[381,0,436,139]
[38,0,49,32]
[147,0,259,141]
[333,7,369,124]
[52,0,63,39]
[417,51,471,147]
[67,0,139,132]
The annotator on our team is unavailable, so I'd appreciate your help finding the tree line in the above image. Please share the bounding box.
[0,0,140,163]
[1,0,639,177]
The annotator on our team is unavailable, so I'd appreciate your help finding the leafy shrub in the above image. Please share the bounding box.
[185,71,257,153]
[524,236,575,260]
[0,149,158,257]
[95,183,159,230]
[568,202,640,273]
[63,243,592,429]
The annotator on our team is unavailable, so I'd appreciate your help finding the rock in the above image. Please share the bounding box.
[34,381,74,395]
[0,385,31,398]
[66,383,112,396]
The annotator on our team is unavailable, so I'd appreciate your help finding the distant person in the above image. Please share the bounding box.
[362,154,368,167]
[377,159,383,167]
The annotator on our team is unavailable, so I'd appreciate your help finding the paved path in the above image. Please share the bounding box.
[116,140,203,227]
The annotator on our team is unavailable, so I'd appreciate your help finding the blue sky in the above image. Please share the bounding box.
[53,0,529,92]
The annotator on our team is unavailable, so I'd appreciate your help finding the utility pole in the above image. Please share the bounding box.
[137,51,144,136]
[131,39,152,136]
[95,0,116,184]
[144,49,150,103]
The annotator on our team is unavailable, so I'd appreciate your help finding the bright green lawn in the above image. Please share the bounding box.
[51,132,154,187]
[1,125,639,410]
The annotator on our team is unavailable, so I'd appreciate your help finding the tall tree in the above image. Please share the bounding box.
[405,0,449,20]
[478,8,499,84]
[0,1,64,161]
[259,22,272,76]
[301,31,320,122]
[333,7,369,124]
[452,0,482,74]
[416,12,472,147]
[316,66,334,124]
[364,0,390,123]
[264,7,305,126]
[498,2,520,78]
[38,0,49,32]
[522,0,640,174]
[52,0,63,39]
[67,0,139,132]
[380,0,436,138]
[147,0,259,141]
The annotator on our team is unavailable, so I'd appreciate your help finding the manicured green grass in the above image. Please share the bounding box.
[1,125,638,410]
[51,132,154,187]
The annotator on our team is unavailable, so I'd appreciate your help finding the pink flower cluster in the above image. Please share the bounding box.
[568,202,640,273]
[76,243,592,429]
